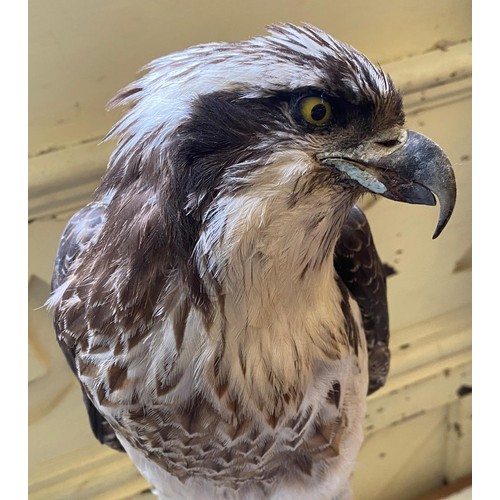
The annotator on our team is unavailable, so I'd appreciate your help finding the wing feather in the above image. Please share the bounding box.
[51,200,124,451]
[334,205,390,395]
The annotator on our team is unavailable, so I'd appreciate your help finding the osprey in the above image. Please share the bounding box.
[49,24,456,499]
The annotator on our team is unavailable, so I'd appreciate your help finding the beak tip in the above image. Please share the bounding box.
[431,201,456,239]
[432,228,441,240]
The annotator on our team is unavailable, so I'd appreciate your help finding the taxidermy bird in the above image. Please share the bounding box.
[49,24,456,499]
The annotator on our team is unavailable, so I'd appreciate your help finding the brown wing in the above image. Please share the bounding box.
[334,205,390,395]
[52,201,124,451]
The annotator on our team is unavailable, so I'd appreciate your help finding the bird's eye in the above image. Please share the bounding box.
[298,96,332,126]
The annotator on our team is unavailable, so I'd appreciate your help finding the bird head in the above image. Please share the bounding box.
[101,24,456,289]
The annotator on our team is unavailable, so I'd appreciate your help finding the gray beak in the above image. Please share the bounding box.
[322,131,457,238]
[373,131,457,239]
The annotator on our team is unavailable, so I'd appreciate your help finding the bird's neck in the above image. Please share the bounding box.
[195,174,359,417]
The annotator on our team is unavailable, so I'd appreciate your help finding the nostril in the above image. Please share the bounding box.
[376,139,400,148]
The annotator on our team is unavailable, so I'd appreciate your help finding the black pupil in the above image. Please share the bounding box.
[311,103,326,121]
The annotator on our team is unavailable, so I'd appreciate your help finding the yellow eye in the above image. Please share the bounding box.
[299,96,332,126]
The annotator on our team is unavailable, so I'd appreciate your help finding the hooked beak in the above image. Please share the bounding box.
[320,131,457,239]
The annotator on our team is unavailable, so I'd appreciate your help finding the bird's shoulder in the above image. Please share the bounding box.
[51,196,125,451]
[51,199,108,291]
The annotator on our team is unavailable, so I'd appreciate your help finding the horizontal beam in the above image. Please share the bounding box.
[365,304,471,435]
[383,41,471,96]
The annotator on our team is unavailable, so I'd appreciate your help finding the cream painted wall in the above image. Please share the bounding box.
[28,2,471,498]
